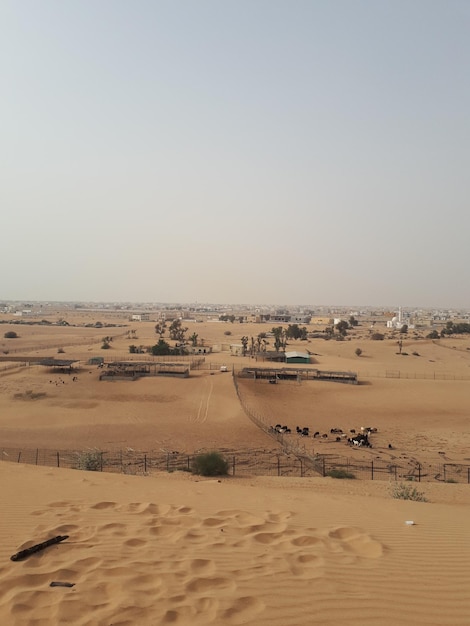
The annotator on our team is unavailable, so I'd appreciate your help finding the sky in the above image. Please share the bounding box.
[1,0,469,308]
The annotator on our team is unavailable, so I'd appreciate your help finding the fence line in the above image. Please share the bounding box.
[1,446,469,483]
[357,370,470,381]
[231,372,470,483]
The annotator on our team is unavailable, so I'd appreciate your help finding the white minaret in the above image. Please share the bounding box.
[398,307,402,324]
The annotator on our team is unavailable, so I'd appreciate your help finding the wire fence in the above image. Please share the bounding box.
[357,370,470,381]
[1,446,469,483]
[231,373,470,484]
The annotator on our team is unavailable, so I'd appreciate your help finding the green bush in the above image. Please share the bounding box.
[326,468,356,479]
[75,450,103,471]
[391,482,427,501]
[191,452,229,477]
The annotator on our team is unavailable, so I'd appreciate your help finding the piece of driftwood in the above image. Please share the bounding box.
[10,535,69,562]
[50,581,75,588]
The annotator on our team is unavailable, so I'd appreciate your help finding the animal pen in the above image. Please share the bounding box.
[237,367,358,384]
[38,358,80,373]
[99,361,190,381]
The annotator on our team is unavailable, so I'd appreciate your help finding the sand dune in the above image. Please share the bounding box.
[1,463,470,626]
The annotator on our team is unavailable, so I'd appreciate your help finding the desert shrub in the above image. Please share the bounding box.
[57,347,65,354]
[75,450,103,471]
[224,330,232,336]
[391,482,427,502]
[13,389,46,401]
[326,468,356,479]
[4,331,18,339]
[355,348,362,357]
[370,332,384,341]
[101,341,111,350]
[191,452,229,477]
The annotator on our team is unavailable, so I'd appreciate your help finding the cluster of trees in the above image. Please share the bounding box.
[440,321,470,336]
[285,324,308,341]
[426,322,470,339]
[219,315,244,323]
[323,317,358,340]
[129,340,189,356]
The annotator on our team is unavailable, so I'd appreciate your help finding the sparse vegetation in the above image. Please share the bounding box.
[391,482,427,502]
[326,468,356,479]
[191,451,229,476]
[13,389,46,401]
[150,339,171,355]
[75,450,103,471]
[355,348,363,357]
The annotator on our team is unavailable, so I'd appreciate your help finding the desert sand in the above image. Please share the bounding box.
[1,463,470,626]
[1,311,470,624]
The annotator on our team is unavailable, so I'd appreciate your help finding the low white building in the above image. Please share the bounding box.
[130,313,150,322]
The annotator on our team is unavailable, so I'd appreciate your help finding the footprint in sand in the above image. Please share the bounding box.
[202,517,226,528]
[291,535,324,547]
[186,576,236,594]
[90,501,118,510]
[222,596,265,624]
[328,527,384,559]
[189,559,216,575]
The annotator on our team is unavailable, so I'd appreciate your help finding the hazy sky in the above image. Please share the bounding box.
[1,1,469,308]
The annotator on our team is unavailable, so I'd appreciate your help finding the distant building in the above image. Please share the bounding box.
[190,346,212,355]
[386,307,414,330]
[291,315,311,324]
[130,313,150,322]
[285,351,310,364]
[230,344,244,356]
[271,314,291,323]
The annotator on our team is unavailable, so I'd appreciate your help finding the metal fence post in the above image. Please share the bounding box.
[277,456,281,476]
[57,452,60,468]
[35,449,39,465]
[144,454,147,473]
[418,463,421,482]
[371,461,374,480]
[232,455,235,476]
[100,452,103,472]
[322,457,326,477]
[17,451,21,463]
